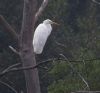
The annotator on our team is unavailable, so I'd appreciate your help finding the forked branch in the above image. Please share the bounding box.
[35,0,48,22]
[0,58,54,77]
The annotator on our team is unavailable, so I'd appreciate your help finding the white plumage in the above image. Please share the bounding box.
[33,19,53,54]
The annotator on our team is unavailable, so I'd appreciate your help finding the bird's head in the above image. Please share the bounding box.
[43,19,59,25]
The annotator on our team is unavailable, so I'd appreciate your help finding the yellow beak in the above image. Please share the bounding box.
[52,21,60,25]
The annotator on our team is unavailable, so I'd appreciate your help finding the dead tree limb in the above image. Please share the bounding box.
[0,58,54,77]
[0,56,100,77]
[1,63,21,75]
[92,0,100,4]
[9,46,20,55]
[0,80,17,93]
[35,0,48,22]
[20,0,40,93]
[20,0,48,93]
[0,15,18,41]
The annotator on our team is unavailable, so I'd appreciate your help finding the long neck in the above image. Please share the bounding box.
[47,24,52,30]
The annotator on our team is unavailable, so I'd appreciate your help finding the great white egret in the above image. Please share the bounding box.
[33,19,59,54]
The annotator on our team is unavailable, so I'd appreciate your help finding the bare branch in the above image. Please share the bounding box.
[9,46,20,55]
[2,63,21,74]
[63,57,100,63]
[0,80,17,93]
[60,54,90,90]
[64,58,100,63]
[35,0,48,22]
[55,41,67,48]
[0,56,100,77]
[0,15,18,41]
[0,58,55,77]
[19,1,40,92]
[92,0,100,4]
[0,54,99,78]
[20,1,49,93]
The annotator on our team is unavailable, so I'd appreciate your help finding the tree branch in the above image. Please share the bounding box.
[9,46,20,55]
[0,56,100,78]
[0,15,18,41]
[19,1,40,92]
[55,41,67,48]
[35,0,48,22]
[0,80,17,93]
[92,0,100,4]
[64,58,100,63]
[0,58,54,77]
[1,63,21,75]
[60,54,90,90]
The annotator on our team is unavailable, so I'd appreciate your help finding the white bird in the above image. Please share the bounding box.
[33,19,59,54]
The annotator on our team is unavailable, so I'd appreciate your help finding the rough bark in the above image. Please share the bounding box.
[20,0,41,93]
[0,0,48,93]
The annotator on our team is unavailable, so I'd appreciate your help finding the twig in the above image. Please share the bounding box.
[0,58,55,77]
[92,0,100,4]
[35,0,48,22]
[9,46,20,55]
[0,80,17,93]
[0,55,100,78]
[64,58,100,63]
[0,15,18,41]
[0,56,100,77]
[2,63,21,74]
[55,42,100,62]
[39,66,49,70]
[60,54,90,90]
[55,41,67,48]
[2,76,15,86]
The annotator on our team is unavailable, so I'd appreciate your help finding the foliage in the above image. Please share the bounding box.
[48,59,100,93]
[48,60,84,93]
[43,0,100,93]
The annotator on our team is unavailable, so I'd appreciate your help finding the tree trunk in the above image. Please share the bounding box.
[20,0,41,93]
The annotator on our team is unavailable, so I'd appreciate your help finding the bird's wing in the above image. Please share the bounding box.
[33,24,52,54]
